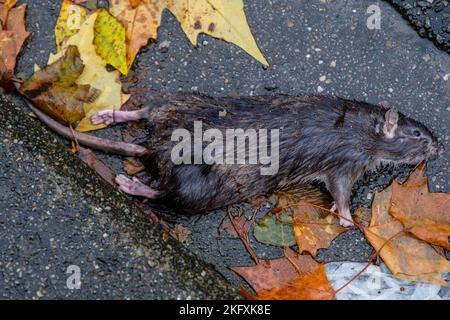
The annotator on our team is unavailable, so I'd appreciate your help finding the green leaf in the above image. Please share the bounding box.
[93,8,128,75]
[254,212,296,247]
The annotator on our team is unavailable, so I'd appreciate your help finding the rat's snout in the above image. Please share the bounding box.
[436,143,444,156]
[429,141,444,160]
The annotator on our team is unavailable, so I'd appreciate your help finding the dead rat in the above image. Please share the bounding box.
[24,92,444,227]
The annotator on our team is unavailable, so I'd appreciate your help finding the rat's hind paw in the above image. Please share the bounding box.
[115,174,159,199]
[338,209,355,228]
[330,202,354,227]
[91,110,116,125]
[339,217,354,228]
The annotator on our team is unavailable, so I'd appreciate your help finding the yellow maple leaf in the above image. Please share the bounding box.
[49,12,129,132]
[109,0,268,67]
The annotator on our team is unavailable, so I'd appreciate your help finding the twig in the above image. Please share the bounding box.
[335,229,404,293]
[68,123,79,146]
[273,202,356,227]
[227,207,259,264]
[283,247,301,274]
[10,77,24,84]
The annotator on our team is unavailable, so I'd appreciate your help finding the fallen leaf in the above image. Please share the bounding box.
[109,0,268,67]
[253,212,296,247]
[72,0,98,10]
[49,12,129,132]
[219,214,253,238]
[77,146,116,186]
[390,164,450,250]
[54,0,89,51]
[0,52,14,92]
[276,191,346,257]
[171,224,191,243]
[0,3,30,91]
[233,248,335,300]
[363,185,450,287]
[93,8,128,75]
[55,1,126,75]
[19,45,98,123]
[0,0,16,27]
[246,194,269,213]
[354,207,371,229]
[123,157,145,175]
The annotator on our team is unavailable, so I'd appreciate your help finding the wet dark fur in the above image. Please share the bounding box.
[138,92,438,213]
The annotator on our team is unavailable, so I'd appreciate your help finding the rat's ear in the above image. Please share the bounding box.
[382,108,399,138]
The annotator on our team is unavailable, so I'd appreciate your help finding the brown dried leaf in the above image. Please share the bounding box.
[77,146,116,186]
[0,0,16,28]
[171,224,191,243]
[354,207,371,229]
[233,248,335,300]
[390,164,450,250]
[219,214,253,238]
[123,157,145,175]
[19,46,98,123]
[0,3,29,91]
[363,185,450,287]
[276,190,346,256]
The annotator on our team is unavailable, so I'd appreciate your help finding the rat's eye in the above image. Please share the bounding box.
[412,130,421,137]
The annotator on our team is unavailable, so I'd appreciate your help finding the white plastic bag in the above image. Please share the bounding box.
[325,262,449,300]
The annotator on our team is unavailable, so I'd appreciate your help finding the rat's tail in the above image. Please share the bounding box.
[21,97,150,157]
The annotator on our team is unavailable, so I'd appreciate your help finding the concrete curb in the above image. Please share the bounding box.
[0,94,240,299]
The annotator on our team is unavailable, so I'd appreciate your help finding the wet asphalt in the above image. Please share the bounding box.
[2,0,450,298]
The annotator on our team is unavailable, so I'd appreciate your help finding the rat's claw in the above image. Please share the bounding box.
[339,218,354,228]
[91,110,115,125]
[330,202,337,213]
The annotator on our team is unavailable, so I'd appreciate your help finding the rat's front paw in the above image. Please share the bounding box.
[91,110,116,125]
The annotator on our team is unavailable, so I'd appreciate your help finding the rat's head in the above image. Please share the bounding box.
[376,108,444,165]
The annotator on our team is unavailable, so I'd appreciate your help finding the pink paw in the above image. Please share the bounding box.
[115,174,159,199]
[339,217,354,228]
[91,110,115,125]
[330,203,354,227]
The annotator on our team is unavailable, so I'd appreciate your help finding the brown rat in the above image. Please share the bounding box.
[24,92,444,227]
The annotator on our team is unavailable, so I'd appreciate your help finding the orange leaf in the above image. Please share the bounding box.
[390,164,450,250]
[232,248,335,300]
[277,190,346,256]
[363,185,450,287]
[0,0,17,28]
[109,0,162,67]
[0,3,30,90]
